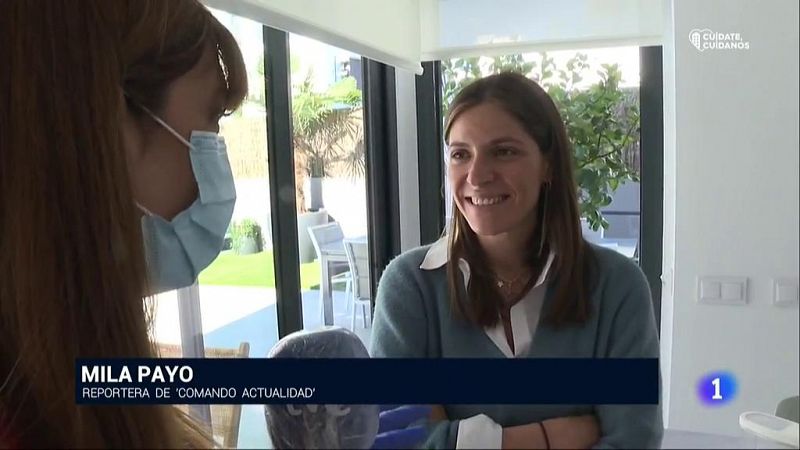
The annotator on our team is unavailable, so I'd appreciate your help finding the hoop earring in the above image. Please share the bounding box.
[537,182,550,257]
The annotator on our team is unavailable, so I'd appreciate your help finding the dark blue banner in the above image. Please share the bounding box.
[76,358,659,405]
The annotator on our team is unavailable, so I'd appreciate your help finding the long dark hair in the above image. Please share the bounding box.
[0,1,245,447]
[444,72,596,328]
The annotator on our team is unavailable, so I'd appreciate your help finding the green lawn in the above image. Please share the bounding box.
[198,250,321,290]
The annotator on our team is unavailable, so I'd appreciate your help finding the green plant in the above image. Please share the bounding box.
[292,73,361,178]
[229,218,262,252]
[442,52,640,231]
[292,72,364,212]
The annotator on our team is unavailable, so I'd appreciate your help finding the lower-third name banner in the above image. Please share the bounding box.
[76,358,659,405]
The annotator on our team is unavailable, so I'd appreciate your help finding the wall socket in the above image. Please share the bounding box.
[696,276,799,307]
[697,276,748,305]
[773,278,799,307]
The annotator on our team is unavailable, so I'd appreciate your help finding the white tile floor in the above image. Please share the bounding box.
[151,285,371,349]
[150,286,276,345]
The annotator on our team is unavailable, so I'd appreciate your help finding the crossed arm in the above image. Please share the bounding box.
[430,406,600,449]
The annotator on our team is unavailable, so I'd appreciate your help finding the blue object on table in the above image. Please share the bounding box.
[372,405,432,449]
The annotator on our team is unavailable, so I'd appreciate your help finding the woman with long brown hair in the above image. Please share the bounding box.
[0,1,247,447]
[370,73,662,448]
[1,1,436,447]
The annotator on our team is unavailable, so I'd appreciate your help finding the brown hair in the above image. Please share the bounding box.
[0,1,246,447]
[444,72,597,328]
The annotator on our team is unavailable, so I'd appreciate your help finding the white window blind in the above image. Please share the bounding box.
[203,0,424,74]
[421,0,664,60]
[203,0,664,72]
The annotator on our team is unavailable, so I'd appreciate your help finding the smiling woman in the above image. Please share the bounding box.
[443,73,591,329]
[370,73,662,449]
[447,107,550,255]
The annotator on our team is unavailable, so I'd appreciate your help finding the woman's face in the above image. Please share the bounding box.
[124,42,228,220]
[447,101,549,240]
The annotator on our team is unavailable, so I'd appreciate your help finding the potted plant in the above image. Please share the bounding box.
[292,73,361,263]
[292,73,361,211]
[230,219,262,255]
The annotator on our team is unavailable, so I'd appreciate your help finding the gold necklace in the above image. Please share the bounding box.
[494,268,531,290]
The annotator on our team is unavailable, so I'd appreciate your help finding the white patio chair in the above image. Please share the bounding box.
[343,238,371,330]
[308,223,352,320]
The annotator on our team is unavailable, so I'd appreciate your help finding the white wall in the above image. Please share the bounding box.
[395,69,422,251]
[661,0,799,436]
[659,0,678,429]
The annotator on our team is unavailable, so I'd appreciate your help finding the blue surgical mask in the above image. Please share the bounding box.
[135,107,236,294]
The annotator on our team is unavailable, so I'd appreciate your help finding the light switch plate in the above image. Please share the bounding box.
[697,276,748,305]
[721,282,743,301]
[773,278,799,307]
[700,279,721,299]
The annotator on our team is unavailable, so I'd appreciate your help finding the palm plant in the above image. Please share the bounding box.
[339,136,366,179]
[292,73,362,212]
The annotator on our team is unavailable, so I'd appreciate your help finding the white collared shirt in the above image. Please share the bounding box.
[419,236,555,357]
[419,236,556,448]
